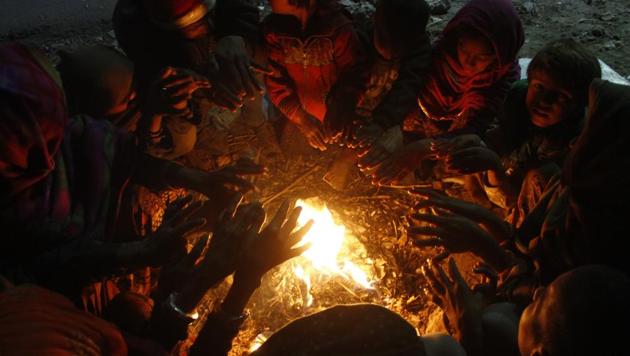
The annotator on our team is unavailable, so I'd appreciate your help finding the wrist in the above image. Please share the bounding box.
[221,272,261,315]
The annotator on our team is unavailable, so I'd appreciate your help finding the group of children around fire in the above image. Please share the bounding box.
[1,0,629,355]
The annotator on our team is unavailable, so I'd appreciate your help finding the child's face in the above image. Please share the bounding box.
[526,70,578,128]
[456,34,496,76]
[105,88,136,119]
[269,0,313,17]
[373,32,396,61]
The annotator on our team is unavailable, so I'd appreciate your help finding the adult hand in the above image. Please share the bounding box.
[296,114,328,151]
[422,258,484,350]
[235,200,313,282]
[142,195,206,267]
[410,188,511,242]
[214,36,272,101]
[147,67,211,118]
[445,147,502,175]
[369,139,435,185]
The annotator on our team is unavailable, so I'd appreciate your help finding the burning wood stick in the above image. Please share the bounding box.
[261,165,319,206]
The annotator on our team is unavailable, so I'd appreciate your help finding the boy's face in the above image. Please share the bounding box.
[526,70,579,128]
[456,34,496,76]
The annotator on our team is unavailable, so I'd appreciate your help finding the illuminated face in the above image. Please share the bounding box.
[456,33,496,76]
[104,87,137,119]
[526,70,579,128]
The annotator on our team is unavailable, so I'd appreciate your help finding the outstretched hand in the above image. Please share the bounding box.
[410,188,511,242]
[445,147,502,176]
[422,258,484,350]
[143,195,206,267]
[147,67,211,119]
[408,209,491,255]
[408,204,513,272]
[366,139,435,186]
[212,36,272,107]
[296,114,328,151]
[191,158,264,198]
[235,200,314,282]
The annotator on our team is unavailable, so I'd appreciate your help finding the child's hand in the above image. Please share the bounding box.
[142,196,206,267]
[351,122,385,149]
[431,134,483,158]
[408,209,492,255]
[147,67,211,118]
[368,139,435,185]
[422,258,484,350]
[410,188,511,242]
[357,143,390,171]
[296,114,328,151]
[445,146,502,175]
[235,200,313,282]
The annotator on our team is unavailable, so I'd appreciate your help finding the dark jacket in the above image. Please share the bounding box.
[357,30,432,128]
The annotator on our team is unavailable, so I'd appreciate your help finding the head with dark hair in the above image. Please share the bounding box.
[373,0,430,60]
[57,46,136,120]
[526,39,601,128]
[519,265,630,356]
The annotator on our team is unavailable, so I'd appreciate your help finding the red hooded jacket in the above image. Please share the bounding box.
[263,6,362,123]
[405,0,524,138]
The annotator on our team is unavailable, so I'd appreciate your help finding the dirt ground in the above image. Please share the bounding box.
[2,0,629,78]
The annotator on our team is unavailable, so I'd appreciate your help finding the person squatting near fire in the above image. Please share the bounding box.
[114,0,278,174]
[322,0,433,186]
[56,45,212,159]
[443,39,602,227]
[263,0,364,151]
[249,76,630,356]
[0,42,320,355]
[362,0,525,185]
[405,77,630,355]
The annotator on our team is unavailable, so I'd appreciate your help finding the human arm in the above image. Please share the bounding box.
[264,50,327,150]
[423,259,520,356]
[365,139,436,185]
[408,206,513,272]
[189,200,313,355]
